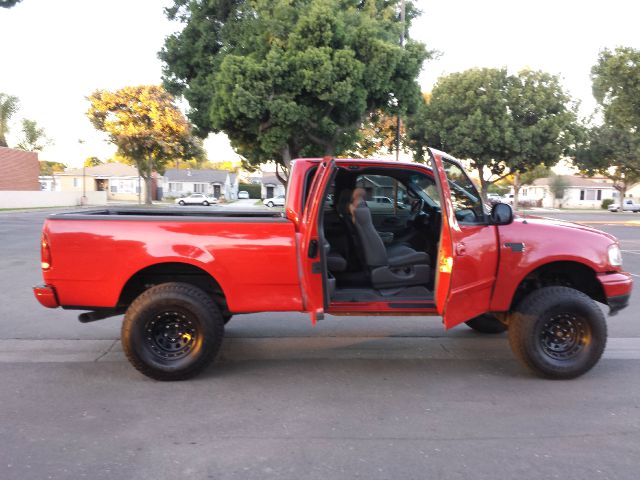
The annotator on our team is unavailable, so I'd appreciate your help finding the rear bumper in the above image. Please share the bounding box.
[597,272,633,314]
[33,284,60,308]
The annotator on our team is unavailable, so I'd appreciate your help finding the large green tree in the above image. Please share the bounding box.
[160,0,430,180]
[408,68,578,202]
[0,93,19,147]
[15,119,51,152]
[87,85,204,204]
[574,47,640,201]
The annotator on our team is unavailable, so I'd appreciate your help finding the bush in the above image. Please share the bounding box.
[238,183,261,199]
[601,198,614,210]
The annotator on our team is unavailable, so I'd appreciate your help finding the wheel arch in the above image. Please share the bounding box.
[117,262,230,316]
[508,260,606,312]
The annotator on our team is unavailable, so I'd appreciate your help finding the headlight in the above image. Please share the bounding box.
[608,244,622,267]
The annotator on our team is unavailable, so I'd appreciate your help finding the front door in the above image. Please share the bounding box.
[430,149,499,329]
[299,157,336,324]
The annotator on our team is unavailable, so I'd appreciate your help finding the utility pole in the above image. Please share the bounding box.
[395,0,406,162]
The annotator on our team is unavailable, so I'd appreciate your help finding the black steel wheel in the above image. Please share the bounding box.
[465,314,507,334]
[178,200,185,206]
[267,201,274,208]
[508,286,607,379]
[122,282,224,381]
[203,201,209,206]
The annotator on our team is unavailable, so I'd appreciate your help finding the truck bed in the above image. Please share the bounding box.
[48,208,285,221]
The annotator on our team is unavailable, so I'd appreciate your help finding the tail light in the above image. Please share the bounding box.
[41,233,52,270]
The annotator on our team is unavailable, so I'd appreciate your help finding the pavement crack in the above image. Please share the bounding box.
[94,339,118,362]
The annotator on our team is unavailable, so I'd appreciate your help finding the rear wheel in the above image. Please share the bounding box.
[121,282,224,381]
[465,314,507,334]
[267,201,274,207]
[178,200,185,206]
[508,286,606,379]
[203,201,209,206]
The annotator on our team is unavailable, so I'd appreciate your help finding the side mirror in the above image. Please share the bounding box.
[490,202,514,225]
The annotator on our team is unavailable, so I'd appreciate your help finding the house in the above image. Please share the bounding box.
[55,163,156,202]
[515,175,617,208]
[163,168,238,200]
[261,172,285,199]
[0,146,40,191]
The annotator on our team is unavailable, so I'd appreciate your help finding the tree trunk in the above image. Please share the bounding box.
[512,171,520,210]
[146,156,153,205]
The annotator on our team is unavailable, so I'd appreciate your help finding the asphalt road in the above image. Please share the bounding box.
[1,207,639,479]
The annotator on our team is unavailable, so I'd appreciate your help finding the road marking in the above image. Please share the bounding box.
[622,250,640,255]
[1,337,640,363]
[630,273,640,278]
[578,220,640,226]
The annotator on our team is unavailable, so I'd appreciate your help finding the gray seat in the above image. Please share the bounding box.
[352,199,430,289]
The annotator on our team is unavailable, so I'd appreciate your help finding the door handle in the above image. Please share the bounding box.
[308,239,319,258]
[455,243,466,256]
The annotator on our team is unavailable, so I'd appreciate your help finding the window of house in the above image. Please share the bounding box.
[522,188,528,196]
[73,178,79,187]
[194,183,206,193]
[110,185,118,193]
[597,190,602,200]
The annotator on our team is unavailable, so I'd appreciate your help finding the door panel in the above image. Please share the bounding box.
[300,158,336,324]
[429,149,499,329]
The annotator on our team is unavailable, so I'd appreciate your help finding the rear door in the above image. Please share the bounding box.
[429,149,499,329]
[299,157,336,324]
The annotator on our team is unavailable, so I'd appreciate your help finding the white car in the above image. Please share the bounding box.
[609,199,640,212]
[175,194,218,206]
[263,194,285,207]
[238,190,250,199]
[486,193,502,204]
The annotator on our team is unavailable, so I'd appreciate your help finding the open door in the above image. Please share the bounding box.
[299,157,336,324]
[429,149,499,329]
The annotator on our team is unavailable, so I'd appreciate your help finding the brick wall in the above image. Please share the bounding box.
[0,147,40,191]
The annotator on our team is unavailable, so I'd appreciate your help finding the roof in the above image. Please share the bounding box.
[61,163,140,177]
[164,168,229,183]
[532,175,614,189]
[261,173,284,186]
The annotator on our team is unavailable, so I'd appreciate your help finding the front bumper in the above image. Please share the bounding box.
[33,284,60,308]
[597,272,633,315]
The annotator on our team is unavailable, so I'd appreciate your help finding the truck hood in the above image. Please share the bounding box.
[513,215,617,243]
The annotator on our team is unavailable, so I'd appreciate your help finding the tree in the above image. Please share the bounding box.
[574,124,640,201]
[84,156,103,167]
[160,0,430,179]
[408,68,578,201]
[15,119,51,152]
[549,174,568,208]
[0,1,23,8]
[573,47,640,201]
[39,161,66,175]
[0,93,19,147]
[87,85,204,204]
[592,47,640,130]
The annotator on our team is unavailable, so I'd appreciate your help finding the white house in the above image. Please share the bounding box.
[261,172,286,199]
[516,175,617,208]
[163,168,238,200]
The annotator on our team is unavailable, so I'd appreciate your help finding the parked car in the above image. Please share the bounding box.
[608,199,640,212]
[486,193,502,204]
[502,193,514,205]
[34,151,632,381]
[175,194,218,206]
[263,194,285,207]
[238,190,250,199]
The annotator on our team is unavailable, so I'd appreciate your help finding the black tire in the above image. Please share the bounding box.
[121,282,224,381]
[465,314,507,334]
[203,201,209,206]
[178,200,185,206]
[223,314,232,325]
[508,286,607,379]
[267,201,274,207]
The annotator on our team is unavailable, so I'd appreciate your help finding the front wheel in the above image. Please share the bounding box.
[267,201,274,207]
[121,282,224,381]
[203,201,209,206]
[178,200,185,206]
[465,314,507,334]
[508,286,607,379]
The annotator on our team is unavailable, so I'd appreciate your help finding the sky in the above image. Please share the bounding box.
[1,0,639,168]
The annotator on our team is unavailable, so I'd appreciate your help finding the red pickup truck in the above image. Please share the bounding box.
[34,150,632,380]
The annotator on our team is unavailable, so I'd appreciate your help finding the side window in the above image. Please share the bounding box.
[442,161,485,224]
[355,174,409,211]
